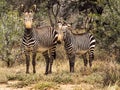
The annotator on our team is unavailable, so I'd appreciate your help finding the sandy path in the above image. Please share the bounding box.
[0,81,33,90]
[0,82,95,90]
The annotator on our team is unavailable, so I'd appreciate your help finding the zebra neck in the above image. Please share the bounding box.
[64,31,72,45]
[64,30,74,40]
[23,28,35,47]
[24,28,33,36]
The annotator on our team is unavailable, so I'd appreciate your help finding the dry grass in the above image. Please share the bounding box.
[34,82,59,90]
[0,55,120,90]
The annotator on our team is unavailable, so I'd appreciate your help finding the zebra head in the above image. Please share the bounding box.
[56,21,71,42]
[23,12,34,29]
[21,4,36,29]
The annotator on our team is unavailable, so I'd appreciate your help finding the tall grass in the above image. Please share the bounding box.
[103,61,120,86]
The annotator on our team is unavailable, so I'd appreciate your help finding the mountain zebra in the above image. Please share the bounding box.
[57,22,96,72]
[22,12,58,74]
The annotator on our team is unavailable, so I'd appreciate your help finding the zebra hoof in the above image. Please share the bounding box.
[26,71,30,74]
[44,72,49,75]
[70,70,74,73]
[89,64,92,67]
[33,71,36,74]
[70,71,74,73]
[48,71,52,74]
[70,68,74,73]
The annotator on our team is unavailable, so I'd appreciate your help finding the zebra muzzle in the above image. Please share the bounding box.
[25,21,32,29]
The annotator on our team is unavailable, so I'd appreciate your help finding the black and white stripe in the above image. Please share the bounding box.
[22,28,36,47]
[61,25,96,72]
[22,26,58,74]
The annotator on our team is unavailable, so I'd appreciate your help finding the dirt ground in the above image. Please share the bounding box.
[0,81,95,90]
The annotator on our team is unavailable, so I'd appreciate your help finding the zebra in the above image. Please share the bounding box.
[57,22,96,72]
[22,11,58,74]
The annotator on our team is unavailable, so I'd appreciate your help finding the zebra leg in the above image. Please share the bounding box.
[42,51,50,75]
[49,47,56,74]
[25,52,30,74]
[68,54,75,72]
[82,53,88,67]
[49,57,53,74]
[89,52,94,67]
[32,52,37,73]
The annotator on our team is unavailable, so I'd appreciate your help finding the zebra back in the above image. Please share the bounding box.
[34,26,58,48]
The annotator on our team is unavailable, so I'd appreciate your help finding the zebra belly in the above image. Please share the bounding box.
[76,50,88,55]
[24,47,34,52]
[24,45,50,52]
[37,47,49,52]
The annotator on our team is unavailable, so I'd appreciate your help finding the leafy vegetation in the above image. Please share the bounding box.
[0,11,23,67]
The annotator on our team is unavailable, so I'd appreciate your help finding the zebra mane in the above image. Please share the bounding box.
[66,27,88,36]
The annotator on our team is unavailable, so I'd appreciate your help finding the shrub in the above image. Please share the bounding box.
[103,61,120,86]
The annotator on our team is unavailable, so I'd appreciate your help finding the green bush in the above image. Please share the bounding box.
[0,11,23,67]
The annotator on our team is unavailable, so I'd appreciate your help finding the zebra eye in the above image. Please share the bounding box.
[63,31,66,34]
[24,18,26,20]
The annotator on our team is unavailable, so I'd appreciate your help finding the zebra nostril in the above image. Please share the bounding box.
[57,40,61,44]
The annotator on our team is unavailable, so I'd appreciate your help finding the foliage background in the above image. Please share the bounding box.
[0,0,119,64]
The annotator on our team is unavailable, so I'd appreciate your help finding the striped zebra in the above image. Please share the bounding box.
[22,12,58,74]
[57,22,96,72]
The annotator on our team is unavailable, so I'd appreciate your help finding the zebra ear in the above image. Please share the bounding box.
[18,4,26,16]
[58,23,63,30]
[20,4,24,12]
[31,4,37,12]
